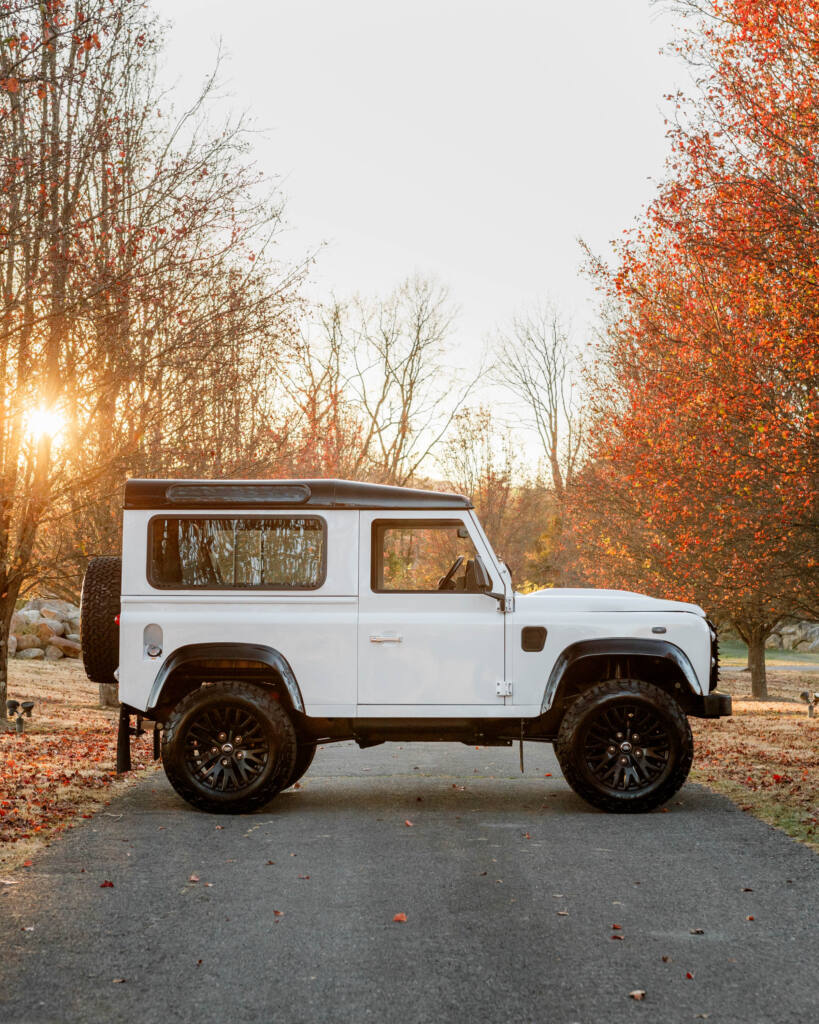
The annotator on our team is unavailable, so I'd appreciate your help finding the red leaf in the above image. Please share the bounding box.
[100,880,114,888]
[392,912,407,923]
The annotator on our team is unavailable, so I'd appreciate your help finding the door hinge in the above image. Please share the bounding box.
[495,680,513,697]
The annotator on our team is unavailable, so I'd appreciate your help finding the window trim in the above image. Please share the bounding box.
[146,513,328,592]
[370,517,487,595]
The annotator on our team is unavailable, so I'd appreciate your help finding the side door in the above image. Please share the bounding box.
[357,511,505,708]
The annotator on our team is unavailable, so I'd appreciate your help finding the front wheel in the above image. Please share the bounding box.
[554,679,693,813]
[161,681,297,814]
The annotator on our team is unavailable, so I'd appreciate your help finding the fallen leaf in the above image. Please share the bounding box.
[100,880,114,888]
[742,887,753,892]
[189,874,200,883]
[215,825,224,830]
[23,860,32,868]
[273,910,284,917]
[661,956,672,963]
[544,772,552,777]
[523,832,530,839]
[686,972,694,980]
[112,978,126,984]
[404,820,413,827]
[612,923,622,930]
[0,879,19,885]
[746,915,755,921]
[557,911,569,916]
[22,926,34,932]
[611,934,624,941]
[629,990,646,1001]
[690,928,704,935]
[392,912,407,923]
[204,882,214,888]
[298,874,310,880]
[266,860,275,865]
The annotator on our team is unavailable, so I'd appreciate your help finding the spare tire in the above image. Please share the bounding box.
[80,556,122,686]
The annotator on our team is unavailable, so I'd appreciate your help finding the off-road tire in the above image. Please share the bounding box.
[284,743,316,790]
[80,556,122,687]
[555,678,693,813]
[161,681,297,814]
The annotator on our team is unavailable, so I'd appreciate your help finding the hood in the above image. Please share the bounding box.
[515,587,705,616]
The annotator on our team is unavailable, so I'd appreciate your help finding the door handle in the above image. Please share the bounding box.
[369,634,403,644]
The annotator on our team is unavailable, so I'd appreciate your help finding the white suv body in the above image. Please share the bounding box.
[82,478,730,814]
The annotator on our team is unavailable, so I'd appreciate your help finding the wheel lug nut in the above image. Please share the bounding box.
[236,752,244,760]
[635,749,643,757]
[616,732,624,739]
[619,756,629,764]
[211,747,218,754]
[607,746,616,755]
[235,736,242,744]
[218,732,227,741]
[632,733,639,741]
[221,758,229,766]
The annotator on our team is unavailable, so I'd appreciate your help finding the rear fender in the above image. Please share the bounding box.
[147,643,305,713]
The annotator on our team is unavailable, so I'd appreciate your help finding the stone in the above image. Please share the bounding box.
[68,617,81,635]
[48,636,81,658]
[7,634,17,656]
[765,634,782,649]
[66,633,80,643]
[15,634,42,652]
[39,600,79,620]
[35,619,65,641]
[45,644,64,660]
[16,648,44,660]
[10,612,26,633]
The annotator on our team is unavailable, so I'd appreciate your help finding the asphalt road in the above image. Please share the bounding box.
[1,741,816,1024]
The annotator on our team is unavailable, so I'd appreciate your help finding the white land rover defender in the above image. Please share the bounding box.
[80,478,730,814]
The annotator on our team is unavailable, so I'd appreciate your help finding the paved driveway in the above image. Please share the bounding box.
[1,741,816,1023]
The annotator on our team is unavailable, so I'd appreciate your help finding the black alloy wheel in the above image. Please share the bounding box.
[161,681,297,813]
[183,705,271,793]
[582,701,672,792]
[555,678,693,813]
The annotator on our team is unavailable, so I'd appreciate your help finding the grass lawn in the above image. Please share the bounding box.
[718,638,819,667]
[1,660,156,871]
[690,668,819,851]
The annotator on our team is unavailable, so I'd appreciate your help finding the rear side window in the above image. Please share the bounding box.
[149,517,325,590]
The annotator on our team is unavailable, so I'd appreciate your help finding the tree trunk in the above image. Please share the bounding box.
[99,683,119,708]
[746,632,768,700]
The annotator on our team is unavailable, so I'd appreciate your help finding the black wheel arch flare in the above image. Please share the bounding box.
[147,643,305,714]
[541,637,702,715]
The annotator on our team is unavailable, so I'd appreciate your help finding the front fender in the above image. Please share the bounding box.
[147,642,305,712]
[541,637,702,713]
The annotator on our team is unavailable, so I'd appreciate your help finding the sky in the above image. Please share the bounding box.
[159,0,683,461]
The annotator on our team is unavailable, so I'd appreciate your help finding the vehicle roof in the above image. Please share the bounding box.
[123,478,474,512]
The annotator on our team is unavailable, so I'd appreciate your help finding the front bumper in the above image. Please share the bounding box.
[692,690,732,718]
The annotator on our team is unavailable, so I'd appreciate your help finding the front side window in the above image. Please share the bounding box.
[372,519,487,593]
[149,517,325,589]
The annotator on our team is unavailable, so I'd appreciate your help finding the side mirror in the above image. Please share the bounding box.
[474,556,492,591]
[475,556,508,610]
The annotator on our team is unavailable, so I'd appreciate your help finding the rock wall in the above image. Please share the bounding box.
[7,599,82,661]
[765,620,819,651]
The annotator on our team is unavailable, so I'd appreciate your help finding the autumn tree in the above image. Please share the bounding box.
[0,1,301,707]
[567,0,819,697]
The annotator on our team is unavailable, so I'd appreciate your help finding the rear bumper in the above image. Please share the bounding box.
[691,690,732,718]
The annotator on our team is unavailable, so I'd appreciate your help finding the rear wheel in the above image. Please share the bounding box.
[555,678,693,813]
[161,681,297,813]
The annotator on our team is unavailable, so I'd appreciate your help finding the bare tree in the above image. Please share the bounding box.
[280,276,479,484]
[493,305,585,500]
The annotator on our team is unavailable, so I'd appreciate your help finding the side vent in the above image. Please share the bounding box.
[521,627,548,652]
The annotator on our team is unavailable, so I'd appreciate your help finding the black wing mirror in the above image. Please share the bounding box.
[475,555,508,609]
